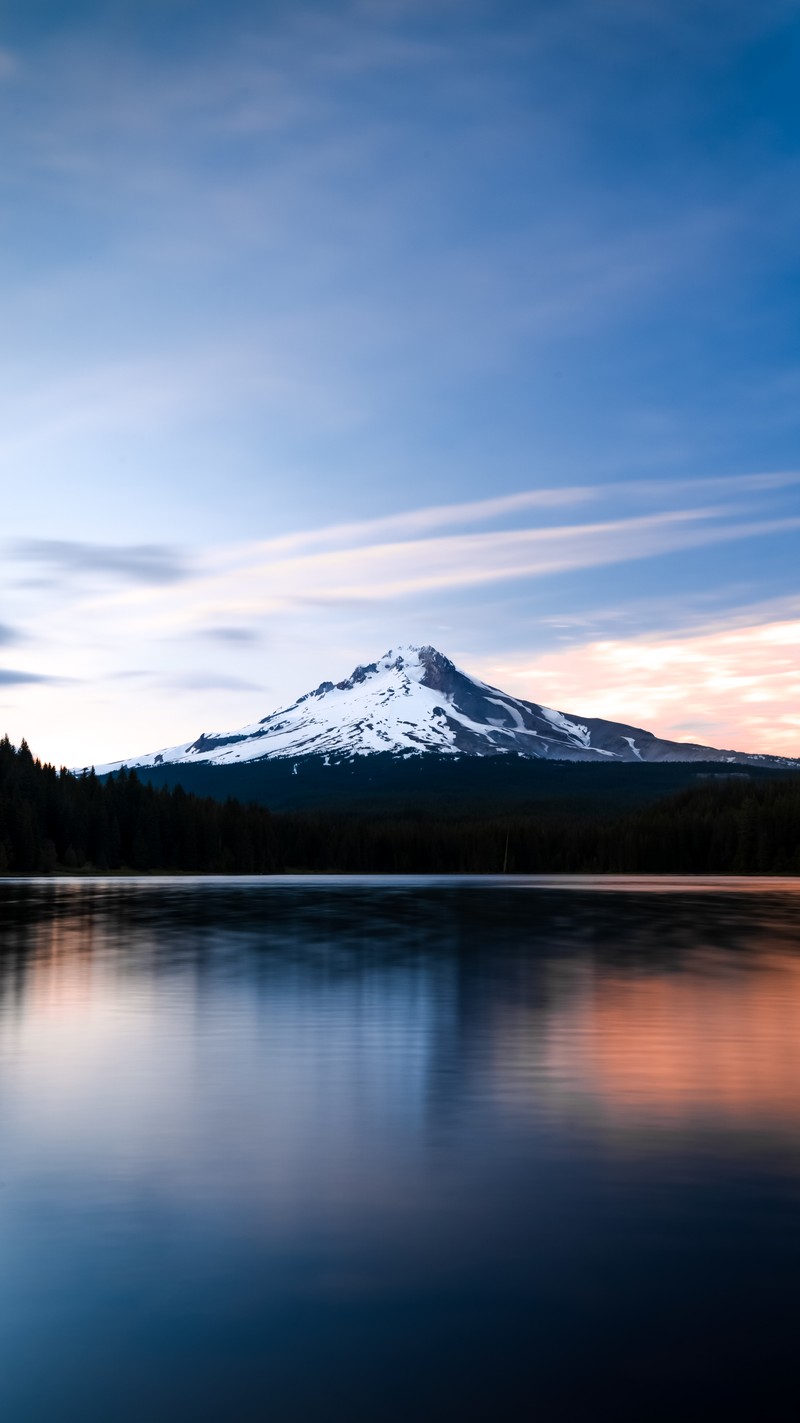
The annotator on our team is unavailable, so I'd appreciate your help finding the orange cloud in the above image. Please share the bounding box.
[478,617,800,757]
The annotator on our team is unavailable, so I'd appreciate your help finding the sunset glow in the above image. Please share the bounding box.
[480,616,800,758]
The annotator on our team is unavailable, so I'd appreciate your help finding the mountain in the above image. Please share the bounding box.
[93,644,798,773]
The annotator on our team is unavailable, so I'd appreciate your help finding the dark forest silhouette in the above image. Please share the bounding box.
[1,736,799,874]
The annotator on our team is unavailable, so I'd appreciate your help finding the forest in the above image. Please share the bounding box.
[1,735,799,875]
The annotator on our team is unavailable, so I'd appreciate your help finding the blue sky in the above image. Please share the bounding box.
[1,0,799,763]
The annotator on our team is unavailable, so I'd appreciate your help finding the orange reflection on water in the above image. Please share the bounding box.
[23,915,98,1018]
[576,959,800,1125]
[496,950,800,1131]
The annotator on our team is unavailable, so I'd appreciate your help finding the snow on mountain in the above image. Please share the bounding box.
[92,644,798,773]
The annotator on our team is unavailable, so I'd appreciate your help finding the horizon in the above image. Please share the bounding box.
[1,0,799,765]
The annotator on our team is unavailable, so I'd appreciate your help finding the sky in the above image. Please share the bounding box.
[1,0,799,766]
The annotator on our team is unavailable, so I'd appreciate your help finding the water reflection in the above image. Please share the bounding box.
[547,955,800,1127]
[482,949,800,1134]
[0,878,799,1421]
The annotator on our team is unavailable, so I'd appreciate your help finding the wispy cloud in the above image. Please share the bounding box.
[12,478,788,673]
[123,503,800,631]
[10,539,189,586]
[196,626,263,644]
[248,470,800,556]
[159,671,264,692]
[476,617,800,757]
[0,668,58,686]
[258,486,601,554]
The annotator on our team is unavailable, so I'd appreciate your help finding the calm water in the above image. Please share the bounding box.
[1,877,799,1420]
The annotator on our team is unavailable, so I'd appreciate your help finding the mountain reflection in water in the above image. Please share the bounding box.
[0,877,799,1422]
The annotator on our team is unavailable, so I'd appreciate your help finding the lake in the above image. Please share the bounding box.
[1,876,799,1420]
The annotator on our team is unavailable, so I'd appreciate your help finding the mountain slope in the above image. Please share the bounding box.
[94,644,798,772]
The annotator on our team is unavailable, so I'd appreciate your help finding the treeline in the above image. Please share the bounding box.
[275,776,800,874]
[0,739,275,874]
[1,737,799,875]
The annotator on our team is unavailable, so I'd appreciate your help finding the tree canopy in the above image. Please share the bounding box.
[1,736,798,875]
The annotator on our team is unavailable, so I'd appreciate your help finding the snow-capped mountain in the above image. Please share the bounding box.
[93,644,797,772]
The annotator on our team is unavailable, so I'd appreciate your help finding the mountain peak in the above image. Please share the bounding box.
[92,643,799,774]
[327,645,455,694]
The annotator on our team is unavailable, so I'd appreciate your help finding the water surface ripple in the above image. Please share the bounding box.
[1,877,799,1420]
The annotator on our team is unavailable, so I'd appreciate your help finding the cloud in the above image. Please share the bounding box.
[0,668,58,686]
[671,719,722,732]
[159,672,264,692]
[10,539,189,586]
[242,470,800,558]
[475,617,800,758]
[0,623,22,646]
[261,486,600,555]
[134,505,800,630]
[197,626,262,644]
[107,666,264,690]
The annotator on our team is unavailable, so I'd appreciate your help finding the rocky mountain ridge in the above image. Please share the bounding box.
[92,644,798,773]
